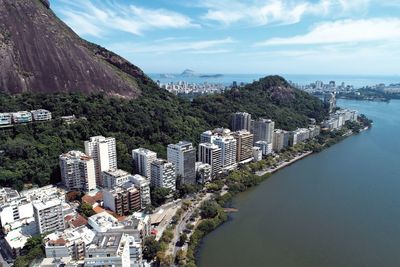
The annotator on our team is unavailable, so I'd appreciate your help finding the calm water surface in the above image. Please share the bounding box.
[198,99,400,267]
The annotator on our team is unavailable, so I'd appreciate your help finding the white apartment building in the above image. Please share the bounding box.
[0,113,12,125]
[44,226,95,260]
[129,175,151,209]
[254,141,273,156]
[85,136,117,187]
[132,148,157,179]
[31,109,52,121]
[252,147,263,161]
[59,151,97,192]
[150,159,176,193]
[102,169,132,189]
[213,135,237,169]
[0,197,34,228]
[290,128,311,146]
[84,232,132,267]
[12,111,32,124]
[167,141,196,185]
[33,199,64,234]
[88,211,123,233]
[198,143,222,177]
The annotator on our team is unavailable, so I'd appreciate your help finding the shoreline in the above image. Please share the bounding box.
[191,125,372,266]
[255,151,314,177]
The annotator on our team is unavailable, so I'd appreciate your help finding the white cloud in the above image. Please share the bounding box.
[107,37,235,55]
[58,0,199,37]
[197,0,371,26]
[256,18,400,46]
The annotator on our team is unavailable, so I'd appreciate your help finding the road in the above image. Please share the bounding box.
[168,193,213,258]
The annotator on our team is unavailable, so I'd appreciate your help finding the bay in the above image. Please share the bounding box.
[198,99,400,267]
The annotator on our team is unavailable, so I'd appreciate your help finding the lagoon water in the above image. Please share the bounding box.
[198,99,400,267]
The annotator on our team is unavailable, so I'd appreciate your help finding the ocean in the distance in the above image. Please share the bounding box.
[149,73,400,88]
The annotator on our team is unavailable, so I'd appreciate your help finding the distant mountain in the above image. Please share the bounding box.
[180,69,197,77]
[0,0,152,98]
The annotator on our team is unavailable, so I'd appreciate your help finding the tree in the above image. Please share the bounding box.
[151,187,171,207]
[143,236,161,261]
[176,249,187,266]
[78,202,95,218]
[200,200,219,219]
[178,233,187,246]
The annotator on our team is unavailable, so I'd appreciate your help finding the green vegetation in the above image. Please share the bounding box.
[185,200,228,267]
[0,75,327,189]
[14,234,45,267]
[150,187,172,207]
[78,202,95,218]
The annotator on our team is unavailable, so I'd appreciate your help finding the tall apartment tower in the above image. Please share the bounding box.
[273,129,290,151]
[132,148,157,179]
[167,141,196,185]
[213,136,237,169]
[324,92,337,114]
[84,136,117,187]
[233,130,254,162]
[231,112,252,131]
[150,159,177,193]
[253,118,275,144]
[198,143,222,177]
[59,151,97,192]
[33,199,64,234]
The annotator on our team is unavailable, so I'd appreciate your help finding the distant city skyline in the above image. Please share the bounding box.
[53,0,400,75]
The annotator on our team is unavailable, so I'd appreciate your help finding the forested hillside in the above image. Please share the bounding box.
[0,76,327,189]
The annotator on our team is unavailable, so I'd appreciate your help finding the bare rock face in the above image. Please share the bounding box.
[0,0,151,98]
[39,0,49,8]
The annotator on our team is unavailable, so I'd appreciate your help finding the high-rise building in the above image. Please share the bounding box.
[198,143,222,177]
[253,119,275,144]
[324,92,337,114]
[129,175,151,209]
[33,199,64,234]
[103,185,141,216]
[150,159,176,193]
[132,148,157,179]
[273,129,290,152]
[233,130,254,163]
[59,151,97,192]
[167,141,196,185]
[84,136,117,187]
[213,135,237,169]
[231,112,252,131]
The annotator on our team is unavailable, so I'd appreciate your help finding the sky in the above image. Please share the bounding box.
[52,0,400,75]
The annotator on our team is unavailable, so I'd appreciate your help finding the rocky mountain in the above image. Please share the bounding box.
[0,0,152,98]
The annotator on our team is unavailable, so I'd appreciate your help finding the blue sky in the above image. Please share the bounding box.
[52,0,400,75]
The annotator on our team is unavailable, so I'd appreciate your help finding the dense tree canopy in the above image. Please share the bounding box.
[0,76,327,189]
